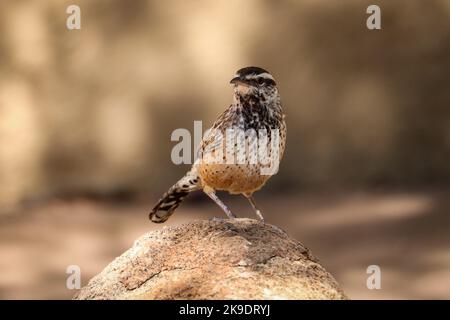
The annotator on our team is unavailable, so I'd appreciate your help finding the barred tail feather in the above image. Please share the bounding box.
[149,188,189,223]
[149,172,200,223]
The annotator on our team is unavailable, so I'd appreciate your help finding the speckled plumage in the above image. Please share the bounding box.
[150,67,286,223]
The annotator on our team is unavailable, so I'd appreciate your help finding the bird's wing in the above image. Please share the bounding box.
[197,106,236,161]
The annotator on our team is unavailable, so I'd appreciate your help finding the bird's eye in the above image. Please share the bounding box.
[257,78,264,85]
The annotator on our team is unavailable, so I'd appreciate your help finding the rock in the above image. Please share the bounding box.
[74,218,347,300]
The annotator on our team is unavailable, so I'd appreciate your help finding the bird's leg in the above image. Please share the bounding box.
[203,186,237,219]
[245,194,265,222]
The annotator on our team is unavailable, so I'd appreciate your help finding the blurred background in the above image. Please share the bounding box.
[0,0,449,299]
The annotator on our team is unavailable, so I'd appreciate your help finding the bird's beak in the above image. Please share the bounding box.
[230,76,253,95]
[230,77,249,86]
[230,77,240,85]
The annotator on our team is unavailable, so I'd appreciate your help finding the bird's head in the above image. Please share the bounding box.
[230,67,277,98]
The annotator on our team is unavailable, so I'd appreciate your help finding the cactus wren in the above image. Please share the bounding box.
[149,67,286,223]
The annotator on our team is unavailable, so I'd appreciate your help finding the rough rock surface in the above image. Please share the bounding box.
[74,218,347,300]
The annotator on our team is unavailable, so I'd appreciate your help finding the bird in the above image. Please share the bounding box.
[149,66,286,223]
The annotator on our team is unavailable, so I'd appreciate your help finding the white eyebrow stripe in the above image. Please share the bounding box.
[257,72,274,80]
[245,72,274,81]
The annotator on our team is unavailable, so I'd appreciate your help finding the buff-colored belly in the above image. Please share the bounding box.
[197,163,269,195]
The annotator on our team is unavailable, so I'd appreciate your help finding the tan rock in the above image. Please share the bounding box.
[74,218,347,300]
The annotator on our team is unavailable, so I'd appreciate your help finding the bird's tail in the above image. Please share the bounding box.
[149,171,201,223]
